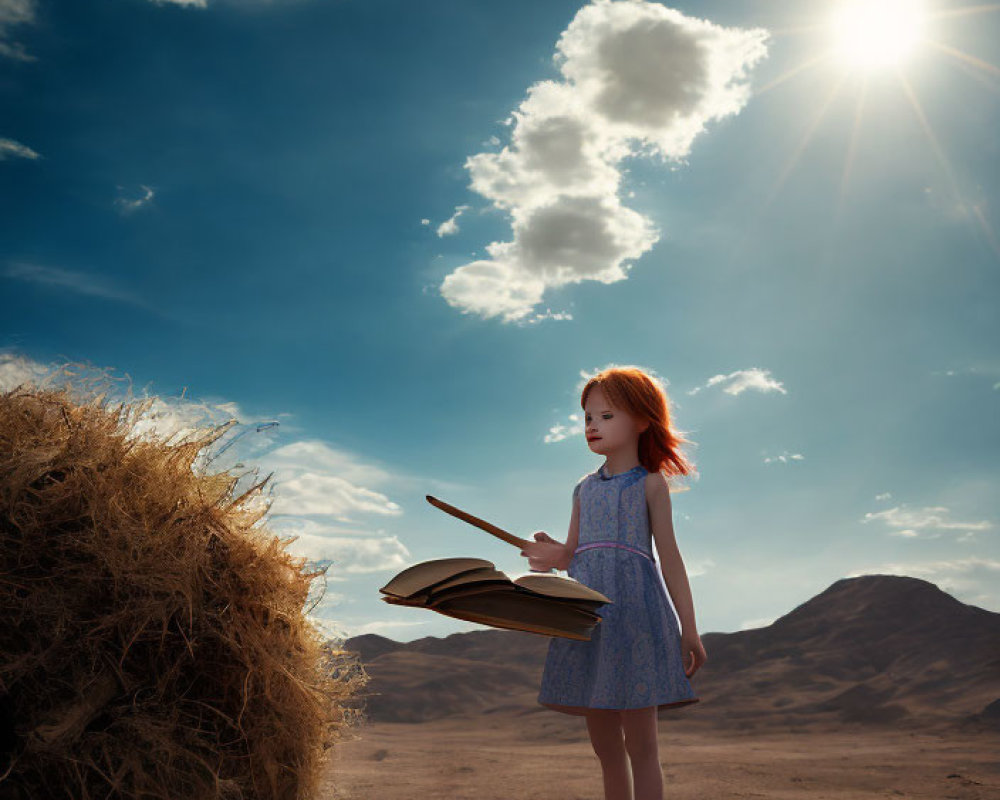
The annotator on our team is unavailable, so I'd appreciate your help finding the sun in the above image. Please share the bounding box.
[829,0,927,69]
[742,1,1000,260]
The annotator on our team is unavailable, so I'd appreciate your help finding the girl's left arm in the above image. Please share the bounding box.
[646,472,699,637]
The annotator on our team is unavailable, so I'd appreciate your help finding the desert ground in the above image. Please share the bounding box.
[322,576,1000,799]
[320,715,1000,800]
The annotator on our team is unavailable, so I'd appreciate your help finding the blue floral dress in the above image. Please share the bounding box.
[537,463,700,715]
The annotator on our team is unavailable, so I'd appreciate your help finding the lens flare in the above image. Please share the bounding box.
[830,0,927,69]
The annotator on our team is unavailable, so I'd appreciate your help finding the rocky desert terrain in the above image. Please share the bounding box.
[321,574,1000,799]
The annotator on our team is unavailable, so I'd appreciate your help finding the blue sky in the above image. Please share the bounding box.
[2,0,998,643]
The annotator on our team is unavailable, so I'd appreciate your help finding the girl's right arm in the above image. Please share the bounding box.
[558,494,581,570]
[520,489,581,571]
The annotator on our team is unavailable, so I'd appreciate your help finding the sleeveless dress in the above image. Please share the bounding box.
[537,463,700,715]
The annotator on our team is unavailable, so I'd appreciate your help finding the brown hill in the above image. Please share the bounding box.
[343,575,1000,730]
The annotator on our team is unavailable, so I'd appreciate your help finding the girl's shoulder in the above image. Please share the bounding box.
[572,470,594,500]
[644,467,670,485]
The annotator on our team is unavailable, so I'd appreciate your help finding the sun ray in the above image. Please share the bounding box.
[895,68,964,203]
[928,44,1000,95]
[896,68,1000,261]
[940,56,1000,95]
[837,76,870,222]
[970,204,1000,261]
[925,3,1000,21]
[923,38,1000,78]
[726,3,1000,262]
[754,53,832,96]
[743,74,850,232]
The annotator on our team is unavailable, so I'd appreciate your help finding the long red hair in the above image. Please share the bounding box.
[581,366,697,488]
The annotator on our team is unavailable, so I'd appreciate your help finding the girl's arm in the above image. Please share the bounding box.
[557,493,581,570]
[647,472,698,636]
[520,493,580,572]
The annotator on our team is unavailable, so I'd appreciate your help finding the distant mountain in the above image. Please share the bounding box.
[343,575,1000,729]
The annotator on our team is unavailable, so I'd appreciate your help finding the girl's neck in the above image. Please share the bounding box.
[601,457,642,477]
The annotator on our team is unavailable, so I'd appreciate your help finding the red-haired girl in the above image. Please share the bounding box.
[521,365,707,800]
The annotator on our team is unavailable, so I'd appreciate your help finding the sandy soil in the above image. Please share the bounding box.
[320,716,1000,800]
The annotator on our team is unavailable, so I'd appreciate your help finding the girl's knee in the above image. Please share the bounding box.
[621,707,659,761]
[585,710,625,762]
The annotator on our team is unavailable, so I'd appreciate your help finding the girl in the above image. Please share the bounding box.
[520,366,707,800]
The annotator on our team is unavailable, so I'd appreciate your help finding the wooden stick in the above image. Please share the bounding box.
[425,495,532,549]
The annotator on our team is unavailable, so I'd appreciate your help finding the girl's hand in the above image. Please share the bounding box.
[680,631,707,678]
[519,531,566,573]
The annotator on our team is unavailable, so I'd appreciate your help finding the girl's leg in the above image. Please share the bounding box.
[585,709,633,800]
[621,706,662,800]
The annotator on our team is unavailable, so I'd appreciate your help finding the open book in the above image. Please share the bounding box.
[379,557,613,641]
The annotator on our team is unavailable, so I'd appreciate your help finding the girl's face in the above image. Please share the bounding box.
[583,387,647,456]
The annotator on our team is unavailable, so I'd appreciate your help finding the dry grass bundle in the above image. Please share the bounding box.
[0,368,368,800]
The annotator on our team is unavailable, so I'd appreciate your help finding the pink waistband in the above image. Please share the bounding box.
[574,541,655,563]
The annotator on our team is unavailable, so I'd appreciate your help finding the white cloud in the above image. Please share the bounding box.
[532,308,573,322]
[338,618,430,637]
[261,440,399,489]
[684,556,714,578]
[543,424,573,444]
[875,492,891,501]
[146,0,208,7]
[115,184,156,214]
[0,351,56,390]
[436,204,470,237]
[0,136,40,160]
[931,362,1000,393]
[845,556,1000,607]
[269,468,402,520]
[2,261,151,307]
[0,0,36,62]
[687,367,787,396]
[439,0,769,324]
[544,411,583,444]
[574,363,671,395]
[861,504,994,541]
[0,360,281,468]
[2,261,183,324]
[738,616,776,630]
[763,450,804,464]
[145,0,314,8]
[0,353,415,575]
[269,518,411,574]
